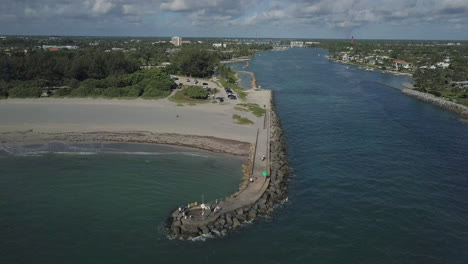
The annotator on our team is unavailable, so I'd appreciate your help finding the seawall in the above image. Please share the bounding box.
[166,92,289,240]
[402,89,468,117]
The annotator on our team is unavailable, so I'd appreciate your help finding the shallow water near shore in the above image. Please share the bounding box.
[2,48,468,263]
[229,61,253,89]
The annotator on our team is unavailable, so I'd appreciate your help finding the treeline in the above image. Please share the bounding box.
[0,50,140,83]
[167,49,219,78]
[0,68,175,99]
[413,57,468,98]
[0,49,174,99]
[0,38,272,99]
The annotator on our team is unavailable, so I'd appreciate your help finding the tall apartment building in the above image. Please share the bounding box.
[171,36,182,46]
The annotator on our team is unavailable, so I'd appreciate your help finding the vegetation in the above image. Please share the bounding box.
[236,103,266,117]
[181,86,209,99]
[169,49,219,78]
[0,48,174,99]
[218,64,248,100]
[0,36,273,99]
[320,39,468,106]
[232,114,254,125]
[169,86,210,104]
[0,50,139,83]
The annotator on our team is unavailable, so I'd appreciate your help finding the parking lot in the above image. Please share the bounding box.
[172,75,237,103]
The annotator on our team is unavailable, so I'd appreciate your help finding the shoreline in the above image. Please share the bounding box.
[329,56,413,77]
[328,55,468,117]
[221,56,252,64]
[402,89,468,117]
[239,71,258,89]
[0,131,251,156]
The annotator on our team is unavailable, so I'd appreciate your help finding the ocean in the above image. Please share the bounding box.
[1,48,468,263]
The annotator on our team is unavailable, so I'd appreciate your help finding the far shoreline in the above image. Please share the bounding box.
[327,54,468,117]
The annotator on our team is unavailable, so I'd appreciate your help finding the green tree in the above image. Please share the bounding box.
[172,49,219,77]
[182,86,209,99]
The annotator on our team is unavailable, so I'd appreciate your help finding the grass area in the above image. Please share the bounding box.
[220,79,247,100]
[232,114,254,125]
[219,71,248,100]
[168,90,209,104]
[441,91,468,107]
[234,106,249,112]
[236,103,266,117]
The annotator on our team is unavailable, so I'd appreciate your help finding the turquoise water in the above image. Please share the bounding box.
[2,48,468,263]
[0,143,245,263]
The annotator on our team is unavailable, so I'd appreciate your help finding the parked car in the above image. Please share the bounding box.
[202,82,208,86]
[216,97,224,102]
[194,80,199,84]
[228,94,237,100]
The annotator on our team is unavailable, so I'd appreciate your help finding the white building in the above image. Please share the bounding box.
[213,43,227,48]
[290,41,304,48]
[436,62,450,69]
[42,45,78,50]
[171,36,182,46]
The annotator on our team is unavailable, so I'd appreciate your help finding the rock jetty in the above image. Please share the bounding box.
[402,89,468,117]
[166,95,289,240]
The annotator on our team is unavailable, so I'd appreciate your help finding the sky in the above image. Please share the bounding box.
[1,0,467,40]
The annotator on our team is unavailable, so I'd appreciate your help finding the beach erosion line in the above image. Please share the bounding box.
[0,131,252,156]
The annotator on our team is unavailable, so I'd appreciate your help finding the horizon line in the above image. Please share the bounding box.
[1,34,468,42]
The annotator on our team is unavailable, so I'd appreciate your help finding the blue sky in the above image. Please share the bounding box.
[1,0,467,40]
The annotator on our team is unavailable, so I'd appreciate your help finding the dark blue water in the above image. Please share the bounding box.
[246,48,468,263]
[1,48,468,264]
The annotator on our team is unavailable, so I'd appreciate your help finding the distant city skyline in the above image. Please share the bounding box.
[1,0,468,40]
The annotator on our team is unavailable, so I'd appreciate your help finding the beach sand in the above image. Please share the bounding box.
[0,89,271,155]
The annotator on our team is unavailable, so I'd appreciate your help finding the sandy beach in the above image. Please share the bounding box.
[0,87,271,154]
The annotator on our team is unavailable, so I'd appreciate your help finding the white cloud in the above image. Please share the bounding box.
[90,0,114,15]
[0,0,467,38]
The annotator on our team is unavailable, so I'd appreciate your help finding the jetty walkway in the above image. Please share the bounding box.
[176,98,272,226]
[167,89,289,239]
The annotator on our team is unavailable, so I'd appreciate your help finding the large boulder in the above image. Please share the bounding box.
[233,218,241,228]
[180,224,199,236]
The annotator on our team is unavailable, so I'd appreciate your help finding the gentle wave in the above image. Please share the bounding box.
[0,143,211,158]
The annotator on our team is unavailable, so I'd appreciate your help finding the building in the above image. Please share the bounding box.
[171,36,182,46]
[436,62,450,69]
[451,81,468,89]
[394,60,412,71]
[290,41,304,48]
[213,43,226,48]
[42,45,78,50]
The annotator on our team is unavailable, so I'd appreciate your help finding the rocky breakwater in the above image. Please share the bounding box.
[402,89,468,117]
[166,101,289,240]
